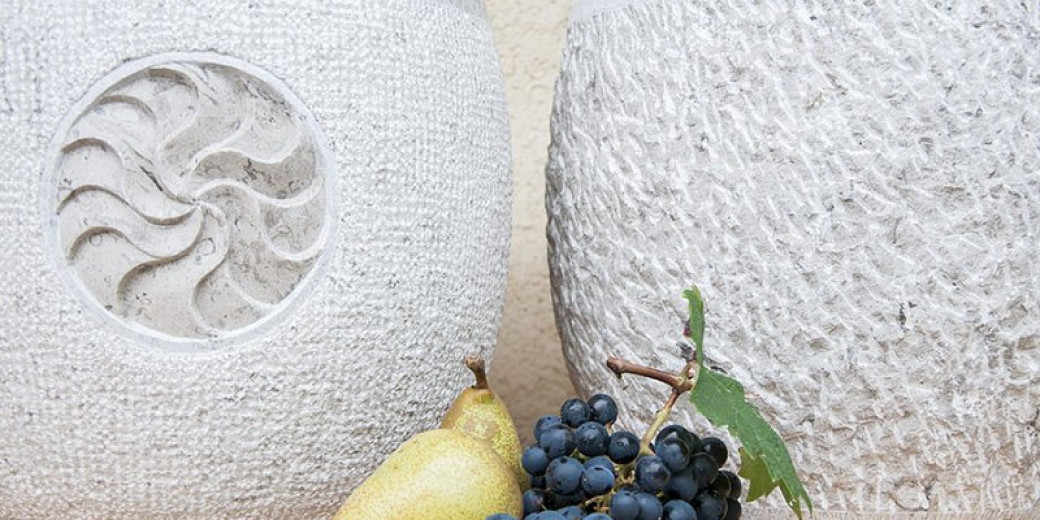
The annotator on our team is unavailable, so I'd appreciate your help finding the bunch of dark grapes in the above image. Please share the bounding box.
[486,394,742,520]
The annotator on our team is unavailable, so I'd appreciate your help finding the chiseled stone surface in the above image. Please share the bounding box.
[0,1,510,518]
[548,0,1039,517]
[48,54,335,346]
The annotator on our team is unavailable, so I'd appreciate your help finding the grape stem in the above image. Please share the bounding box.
[606,347,699,455]
[581,494,609,512]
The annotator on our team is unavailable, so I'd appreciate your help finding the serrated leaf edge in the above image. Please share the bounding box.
[683,286,814,519]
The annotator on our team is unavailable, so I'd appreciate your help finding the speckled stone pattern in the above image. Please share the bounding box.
[48,54,338,345]
[548,1,1039,518]
[0,0,510,518]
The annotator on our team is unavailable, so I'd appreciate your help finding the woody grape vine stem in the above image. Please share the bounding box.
[606,344,699,455]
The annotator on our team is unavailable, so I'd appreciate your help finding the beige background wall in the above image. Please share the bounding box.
[485,0,580,444]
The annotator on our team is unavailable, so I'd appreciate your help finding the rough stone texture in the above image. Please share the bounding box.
[48,54,335,346]
[547,0,1039,518]
[0,1,511,518]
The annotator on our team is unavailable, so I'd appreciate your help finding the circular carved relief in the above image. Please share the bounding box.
[45,53,336,348]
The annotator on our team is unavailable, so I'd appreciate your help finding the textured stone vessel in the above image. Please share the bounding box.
[0,1,510,518]
[547,1,1039,519]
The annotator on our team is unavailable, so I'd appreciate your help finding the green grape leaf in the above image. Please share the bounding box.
[682,287,705,363]
[738,447,779,502]
[683,288,813,519]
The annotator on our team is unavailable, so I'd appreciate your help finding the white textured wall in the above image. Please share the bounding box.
[0,1,511,518]
[548,1,1040,518]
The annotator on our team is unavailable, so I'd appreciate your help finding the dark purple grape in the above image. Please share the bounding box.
[584,455,614,473]
[534,415,563,443]
[635,455,671,493]
[690,452,719,489]
[724,497,742,520]
[585,514,613,520]
[557,505,583,520]
[609,490,641,520]
[663,466,697,501]
[654,435,691,472]
[560,398,592,427]
[575,421,610,457]
[537,512,566,520]
[550,491,585,508]
[693,491,728,520]
[635,491,664,520]
[540,425,576,459]
[655,424,701,454]
[530,475,547,489]
[522,489,548,517]
[608,430,640,464]
[587,393,618,425]
[701,437,728,467]
[662,499,696,520]
[617,483,642,494]
[721,470,741,499]
[547,457,584,495]
[523,445,551,476]
[709,471,731,497]
[580,464,615,496]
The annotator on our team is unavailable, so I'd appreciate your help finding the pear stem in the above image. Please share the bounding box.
[464,355,490,390]
[606,346,699,455]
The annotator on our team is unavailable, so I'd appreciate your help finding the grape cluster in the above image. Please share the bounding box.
[486,394,742,520]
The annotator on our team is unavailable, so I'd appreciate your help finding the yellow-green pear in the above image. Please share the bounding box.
[333,428,522,520]
[440,355,526,488]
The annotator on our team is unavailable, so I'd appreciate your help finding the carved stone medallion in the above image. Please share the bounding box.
[45,53,336,348]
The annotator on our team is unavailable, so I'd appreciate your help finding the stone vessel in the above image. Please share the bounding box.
[547,1,1039,518]
[0,1,511,518]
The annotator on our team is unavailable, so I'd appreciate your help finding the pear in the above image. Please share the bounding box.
[440,355,526,488]
[333,428,522,520]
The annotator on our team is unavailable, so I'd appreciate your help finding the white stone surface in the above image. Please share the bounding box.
[47,53,336,347]
[0,1,511,518]
[547,1,1039,518]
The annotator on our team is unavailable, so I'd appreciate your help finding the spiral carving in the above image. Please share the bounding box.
[49,55,333,342]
